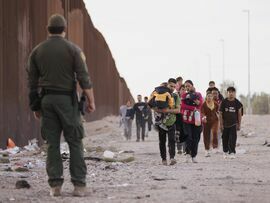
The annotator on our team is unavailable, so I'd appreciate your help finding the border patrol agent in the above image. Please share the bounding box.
[26,14,95,197]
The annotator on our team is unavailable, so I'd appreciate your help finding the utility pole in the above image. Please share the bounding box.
[243,9,251,114]
[219,39,225,82]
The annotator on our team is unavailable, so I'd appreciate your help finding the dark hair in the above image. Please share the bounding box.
[144,96,148,100]
[137,94,142,97]
[206,91,213,95]
[176,76,183,82]
[180,84,185,89]
[227,86,236,92]
[161,82,168,86]
[184,80,194,86]
[206,87,214,93]
[211,87,219,92]
[168,78,177,84]
[48,26,65,34]
[209,81,215,85]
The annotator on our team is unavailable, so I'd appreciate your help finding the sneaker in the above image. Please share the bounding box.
[185,154,191,163]
[136,139,140,142]
[73,186,86,197]
[169,159,177,165]
[205,150,210,157]
[223,152,229,159]
[212,148,219,154]
[50,186,61,197]
[162,160,167,166]
[229,153,236,159]
[192,157,198,163]
[177,150,182,155]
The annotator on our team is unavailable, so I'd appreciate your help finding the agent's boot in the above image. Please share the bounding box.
[50,186,62,197]
[73,186,86,197]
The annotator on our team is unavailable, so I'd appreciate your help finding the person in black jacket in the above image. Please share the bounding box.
[125,100,135,140]
[133,95,148,141]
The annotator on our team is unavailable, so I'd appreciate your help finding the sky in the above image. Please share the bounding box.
[84,0,270,98]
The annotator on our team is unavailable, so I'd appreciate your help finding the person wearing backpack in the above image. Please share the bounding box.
[181,80,203,163]
[154,78,180,166]
[219,87,243,159]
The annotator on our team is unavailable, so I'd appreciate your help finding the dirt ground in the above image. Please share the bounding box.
[0,115,270,203]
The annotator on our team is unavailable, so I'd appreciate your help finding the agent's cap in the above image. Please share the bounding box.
[48,14,67,28]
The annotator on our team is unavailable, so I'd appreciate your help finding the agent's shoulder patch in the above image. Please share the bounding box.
[80,51,86,62]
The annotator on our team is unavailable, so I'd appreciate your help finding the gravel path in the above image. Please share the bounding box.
[0,115,270,203]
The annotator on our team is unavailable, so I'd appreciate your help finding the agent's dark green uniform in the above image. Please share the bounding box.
[26,15,92,188]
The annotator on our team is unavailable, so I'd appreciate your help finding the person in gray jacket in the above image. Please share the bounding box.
[120,100,135,140]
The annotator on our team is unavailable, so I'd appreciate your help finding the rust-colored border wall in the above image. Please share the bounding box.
[0,0,134,148]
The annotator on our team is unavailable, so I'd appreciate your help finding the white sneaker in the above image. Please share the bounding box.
[192,157,198,163]
[223,152,229,159]
[185,154,191,163]
[205,151,210,157]
[229,153,236,159]
[212,148,219,154]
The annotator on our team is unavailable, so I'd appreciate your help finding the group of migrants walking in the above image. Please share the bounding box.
[120,77,243,166]
[120,96,153,142]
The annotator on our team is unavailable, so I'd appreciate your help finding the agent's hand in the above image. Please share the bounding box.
[86,102,96,113]
[83,88,96,113]
[34,111,41,120]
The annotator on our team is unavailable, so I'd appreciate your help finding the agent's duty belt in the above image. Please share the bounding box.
[43,89,73,96]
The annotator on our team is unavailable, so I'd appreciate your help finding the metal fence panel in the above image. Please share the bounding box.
[0,0,133,148]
